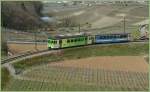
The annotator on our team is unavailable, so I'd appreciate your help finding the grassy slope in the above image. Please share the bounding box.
[1,67,11,90]
[13,43,148,70]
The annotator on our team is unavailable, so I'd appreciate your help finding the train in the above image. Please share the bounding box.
[48,33,130,49]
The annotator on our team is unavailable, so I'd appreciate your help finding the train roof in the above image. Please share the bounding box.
[48,35,87,40]
[95,33,130,36]
[48,33,130,40]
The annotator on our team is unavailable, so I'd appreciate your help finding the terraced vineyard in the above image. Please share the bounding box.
[4,66,148,91]
[4,56,149,91]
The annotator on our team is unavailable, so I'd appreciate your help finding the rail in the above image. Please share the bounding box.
[1,50,49,64]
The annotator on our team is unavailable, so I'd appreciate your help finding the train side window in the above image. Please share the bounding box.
[48,40,51,43]
[119,35,121,38]
[54,41,56,44]
[113,35,116,38]
[120,35,123,38]
[71,39,73,42]
[85,38,87,40]
[117,35,120,38]
[107,35,110,39]
[98,36,101,39]
[76,39,78,42]
[116,35,118,38]
[106,35,108,39]
[74,39,76,42]
[116,35,119,38]
[115,35,118,38]
[112,35,114,38]
[83,38,85,40]
[100,36,103,39]
[103,36,106,39]
[109,35,112,39]
[124,35,127,38]
[103,36,105,39]
[78,38,80,41]
[102,36,105,39]
[67,40,70,43]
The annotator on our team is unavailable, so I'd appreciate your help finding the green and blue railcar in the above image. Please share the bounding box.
[48,33,130,49]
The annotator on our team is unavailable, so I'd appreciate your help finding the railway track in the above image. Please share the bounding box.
[1,40,148,65]
[1,50,55,65]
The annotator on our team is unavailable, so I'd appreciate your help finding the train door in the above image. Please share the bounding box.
[91,36,95,43]
[87,36,94,44]
[54,40,60,48]
[59,40,62,48]
[48,39,52,49]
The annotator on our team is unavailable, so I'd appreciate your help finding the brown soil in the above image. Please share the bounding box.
[48,56,148,73]
[8,43,47,55]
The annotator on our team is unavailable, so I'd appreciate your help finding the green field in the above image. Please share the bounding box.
[13,43,148,70]
[1,67,11,90]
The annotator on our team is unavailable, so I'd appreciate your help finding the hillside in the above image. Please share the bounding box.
[1,1,44,30]
[43,3,148,30]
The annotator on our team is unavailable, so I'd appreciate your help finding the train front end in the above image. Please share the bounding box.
[48,37,60,49]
